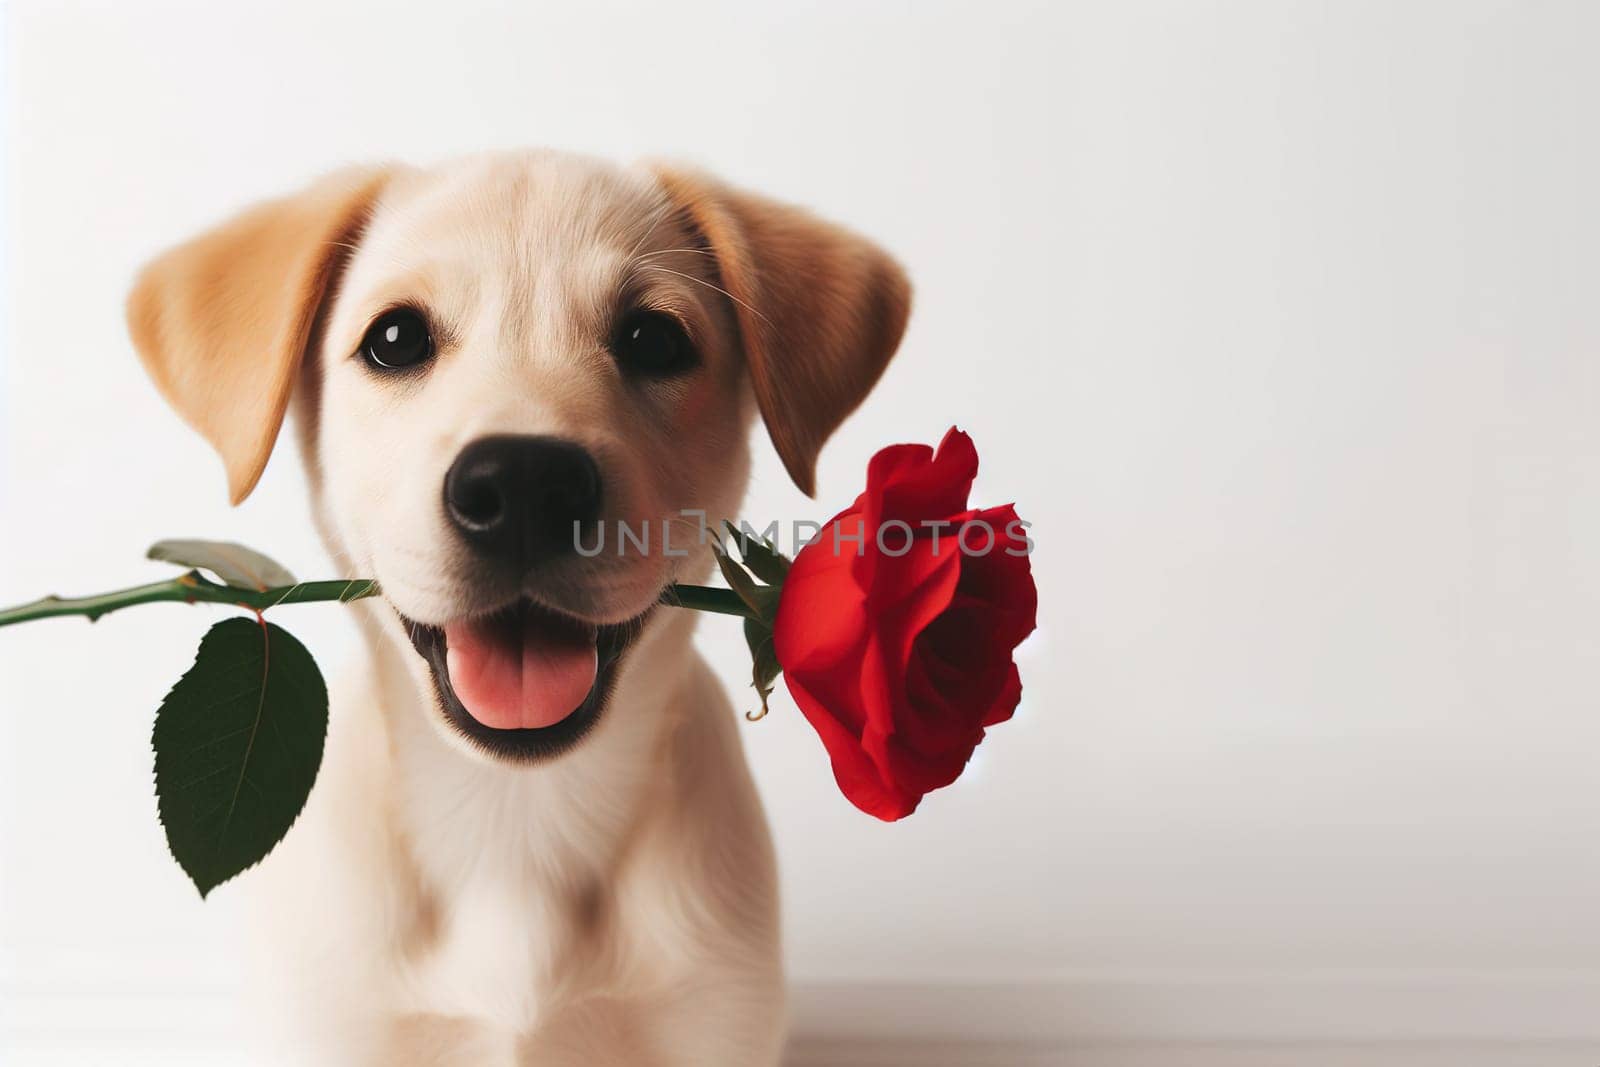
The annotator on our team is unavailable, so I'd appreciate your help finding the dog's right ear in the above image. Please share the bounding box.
[126,167,392,504]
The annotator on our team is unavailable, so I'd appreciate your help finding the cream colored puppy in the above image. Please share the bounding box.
[125,151,910,1065]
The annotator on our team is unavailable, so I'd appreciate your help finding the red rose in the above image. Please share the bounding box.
[772,428,1037,820]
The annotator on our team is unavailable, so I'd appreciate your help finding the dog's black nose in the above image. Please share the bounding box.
[444,435,602,563]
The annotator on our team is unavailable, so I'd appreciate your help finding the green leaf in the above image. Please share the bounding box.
[743,617,782,721]
[153,618,328,897]
[710,538,780,621]
[720,520,792,585]
[148,539,296,591]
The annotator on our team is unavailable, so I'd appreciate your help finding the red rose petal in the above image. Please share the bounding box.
[863,429,979,532]
[774,508,871,674]
[982,663,1024,728]
[782,658,921,821]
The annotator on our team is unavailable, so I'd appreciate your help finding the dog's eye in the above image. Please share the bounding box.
[611,311,696,378]
[362,308,434,371]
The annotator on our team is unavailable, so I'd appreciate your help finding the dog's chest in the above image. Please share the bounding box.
[397,773,622,1031]
[408,872,575,1029]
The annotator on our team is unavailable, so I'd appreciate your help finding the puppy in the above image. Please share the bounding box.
[125,151,910,1065]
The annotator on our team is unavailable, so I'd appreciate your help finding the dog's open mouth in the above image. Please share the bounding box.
[400,599,648,761]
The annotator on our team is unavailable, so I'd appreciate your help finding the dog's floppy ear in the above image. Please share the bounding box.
[126,167,392,504]
[652,167,912,497]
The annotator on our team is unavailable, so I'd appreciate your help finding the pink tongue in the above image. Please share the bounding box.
[444,614,598,731]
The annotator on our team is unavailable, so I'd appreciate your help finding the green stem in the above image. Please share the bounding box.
[0,572,381,627]
[0,574,753,628]
[657,584,755,619]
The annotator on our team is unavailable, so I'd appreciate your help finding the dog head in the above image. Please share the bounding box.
[127,151,909,762]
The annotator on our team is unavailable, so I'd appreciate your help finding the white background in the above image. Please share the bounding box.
[3,0,1599,1061]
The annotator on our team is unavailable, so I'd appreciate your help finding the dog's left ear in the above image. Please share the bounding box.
[652,166,912,497]
[126,167,392,504]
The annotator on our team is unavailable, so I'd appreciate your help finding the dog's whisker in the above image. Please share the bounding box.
[621,197,682,265]
[631,247,716,263]
[634,265,771,325]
